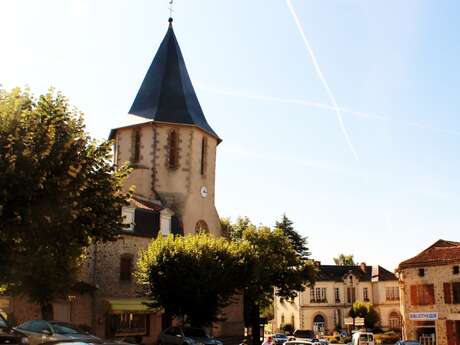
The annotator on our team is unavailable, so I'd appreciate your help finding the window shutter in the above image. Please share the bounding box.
[352,288,356,302]
[427,284,435,305]
[445,283,453,304]
[410,285,418,305]
[446,320,455,345]
[120,255,133,281]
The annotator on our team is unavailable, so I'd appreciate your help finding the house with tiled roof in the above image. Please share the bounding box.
[273,262,401,335]
[398,239,460,345]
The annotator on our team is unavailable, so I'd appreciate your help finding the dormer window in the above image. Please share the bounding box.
[122,207,135,231]
[168,130,178,169]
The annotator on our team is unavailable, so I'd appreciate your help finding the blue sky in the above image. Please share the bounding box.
[1,0,459,270]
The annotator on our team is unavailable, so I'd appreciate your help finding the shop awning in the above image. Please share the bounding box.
[106,298,153,314]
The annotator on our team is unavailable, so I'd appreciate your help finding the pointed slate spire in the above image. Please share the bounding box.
[128,19,220,141]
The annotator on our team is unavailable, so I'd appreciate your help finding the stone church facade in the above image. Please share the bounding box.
[0,18,243,343]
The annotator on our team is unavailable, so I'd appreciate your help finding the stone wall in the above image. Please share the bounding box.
[400,263,460,345]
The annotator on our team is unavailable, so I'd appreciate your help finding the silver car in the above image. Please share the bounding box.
[15,321,100,345]
[158,327,222,345]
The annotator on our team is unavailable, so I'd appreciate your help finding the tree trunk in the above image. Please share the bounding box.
[250,303,261,345]
[41,303,54,321]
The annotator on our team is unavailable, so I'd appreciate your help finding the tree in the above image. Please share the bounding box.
[333,254,356,266]
[232,219,316,345]
[275,214,309,258]
[136,233,247,327]
[348,301,380,329]
[0,88,131,319]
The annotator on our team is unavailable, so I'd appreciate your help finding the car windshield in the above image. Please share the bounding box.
[276,334,288,339]
[183,328,207,338]
[0,317,7,329]
[51,322,84,335]
[403,342,420,345]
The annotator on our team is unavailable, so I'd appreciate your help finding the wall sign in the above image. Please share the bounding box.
[409,312,438,321]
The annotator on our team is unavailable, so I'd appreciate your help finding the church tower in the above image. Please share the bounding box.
[110,18,221,236]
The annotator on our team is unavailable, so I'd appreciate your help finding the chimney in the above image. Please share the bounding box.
[360,262,367,272]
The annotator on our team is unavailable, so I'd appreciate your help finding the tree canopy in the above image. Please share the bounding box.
[348,301,380,329]
[275,214,310,258]
[136,233,247,326]
[0,88,131,319]
[333,254,356,266]
[226,217,316,345]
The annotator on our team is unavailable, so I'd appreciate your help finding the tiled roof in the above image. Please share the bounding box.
[398,239,460,269]
[317,264,397,282]
[131,196,163,212]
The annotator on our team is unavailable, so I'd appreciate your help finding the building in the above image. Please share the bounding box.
[0,18,243,342]
[398,239,460,345]
[273,262,401,334]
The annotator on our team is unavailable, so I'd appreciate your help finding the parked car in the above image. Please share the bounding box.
[273,334,289,345]
[394,341,419,345]
[15,321,101,345]
[284,341,313,345]
[291,331,315,342]
[158,327,222,345]
[351,332,374,345]
[0,313,28,345]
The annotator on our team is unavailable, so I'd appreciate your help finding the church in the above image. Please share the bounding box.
[83,17,243,341]
[0,18,243,343]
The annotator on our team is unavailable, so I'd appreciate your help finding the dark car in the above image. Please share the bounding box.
[158,327,222,345]
[292,331,315,342]
[0,313,27,345]
[273,334,289,345]
[395,341,419,345]
[15,321,101,345]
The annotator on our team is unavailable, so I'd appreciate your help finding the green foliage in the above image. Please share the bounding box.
[227,217,316,345]
[136,233,247,326]
[275,214,310,258]
[0,88,131,317]
[348,301,380,329]
[333,254,356,266]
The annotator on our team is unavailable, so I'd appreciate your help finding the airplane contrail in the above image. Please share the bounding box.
[285,0,360,161]
[198,86,386,120]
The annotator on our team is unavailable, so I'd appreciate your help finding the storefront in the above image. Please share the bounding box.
[106,299,153,339]
[409,313,437,345]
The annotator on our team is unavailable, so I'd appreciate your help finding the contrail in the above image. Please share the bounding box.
[198,85,460,137]
[285,0,360,161]
[198,86,386,120]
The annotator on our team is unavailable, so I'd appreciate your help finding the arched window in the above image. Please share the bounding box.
[195,220,209,233]
[168,130,178,169]
[119,254,134,282]
[200,136,207,175]
[313,314,326,334]
[132,129,141,163]
[389,311,401,329]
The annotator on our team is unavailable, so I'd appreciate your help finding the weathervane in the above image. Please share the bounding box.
[169,0,174,20]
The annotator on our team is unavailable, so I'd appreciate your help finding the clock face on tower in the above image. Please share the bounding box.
[200,185,208,198]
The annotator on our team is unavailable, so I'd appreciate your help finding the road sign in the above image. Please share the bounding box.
[345,317,354,325]
[355,317,365,326]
